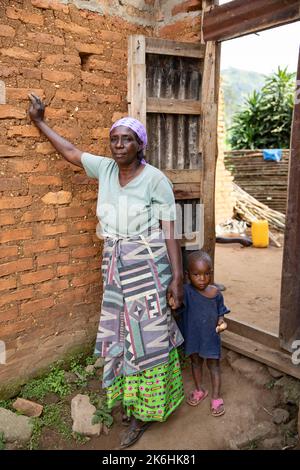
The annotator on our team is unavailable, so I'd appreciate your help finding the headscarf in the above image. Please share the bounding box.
[110,117,148,149]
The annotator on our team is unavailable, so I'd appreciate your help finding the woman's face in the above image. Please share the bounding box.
[110,126,142,165]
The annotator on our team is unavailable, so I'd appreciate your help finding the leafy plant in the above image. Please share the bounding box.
[92,397,113,428]
[20,365,71,400]
[69,355,96,388]
[229,67,296,149]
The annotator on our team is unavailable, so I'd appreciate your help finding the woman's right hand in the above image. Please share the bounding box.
[28,93,45,123]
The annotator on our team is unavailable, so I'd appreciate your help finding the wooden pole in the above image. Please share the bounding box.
[279,47,300,352]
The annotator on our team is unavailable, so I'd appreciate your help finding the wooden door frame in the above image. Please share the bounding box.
[202,0,300,373]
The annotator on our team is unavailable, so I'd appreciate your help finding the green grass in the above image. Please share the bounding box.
[28,403,72,450]
[20,364,71,400]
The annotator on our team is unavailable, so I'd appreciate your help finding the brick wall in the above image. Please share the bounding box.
[0,0,207,397]
[0,0,154,397]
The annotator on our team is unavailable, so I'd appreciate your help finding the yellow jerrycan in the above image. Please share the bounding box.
[251,220,269,248]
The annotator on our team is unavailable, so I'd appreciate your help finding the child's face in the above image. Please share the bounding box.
[187,259,212,291]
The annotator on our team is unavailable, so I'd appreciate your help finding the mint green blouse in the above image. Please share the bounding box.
[81,152,176,238]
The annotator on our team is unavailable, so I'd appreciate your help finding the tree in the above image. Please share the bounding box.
[229,67,295,150]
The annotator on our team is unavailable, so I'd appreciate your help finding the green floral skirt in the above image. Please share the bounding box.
[106,348,184,422]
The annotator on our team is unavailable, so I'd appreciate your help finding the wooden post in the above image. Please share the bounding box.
[279,47,300,352]
[127,35,146,127]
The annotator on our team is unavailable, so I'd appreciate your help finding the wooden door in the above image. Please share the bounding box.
[128,35,220,260]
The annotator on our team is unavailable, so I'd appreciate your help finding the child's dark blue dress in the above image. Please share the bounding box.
[177,284,230,359]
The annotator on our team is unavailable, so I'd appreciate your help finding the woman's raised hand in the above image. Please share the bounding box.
[28,93,45,123]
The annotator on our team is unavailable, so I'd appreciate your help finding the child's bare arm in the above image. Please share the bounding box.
[216,316,227,333]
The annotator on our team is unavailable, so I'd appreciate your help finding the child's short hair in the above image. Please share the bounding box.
[187,250,213,270]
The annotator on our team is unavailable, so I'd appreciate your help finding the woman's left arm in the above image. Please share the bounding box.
[161,220,183,309]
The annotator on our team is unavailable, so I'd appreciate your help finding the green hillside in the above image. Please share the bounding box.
[221,67,266,132]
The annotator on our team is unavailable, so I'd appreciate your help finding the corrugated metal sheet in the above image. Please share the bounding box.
[145,54,202,170]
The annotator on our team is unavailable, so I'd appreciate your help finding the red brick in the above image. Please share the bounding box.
[1,318,33,335]
[0,24,16,38]
[172,0,201,16]
[31,0,69,13]
[45,108,67,119]
[20,297,54,315]
[0,177,22,191]
[0,65,18,78]
[35,143,55,155]
[38,278,69,294]
[92,127,110,139]
[8,126,40,137]
[81,71,110,87]
[42,70,74,83]
[76,110,101,121]
[79,191,97,201]
[23,239,56,255]
[37,253,69,267]
[52,126,81,140]
[57,286,88,305]
[57,263,88,276]
[20,268,55,286]
[85,58,120,73]
[0,145,25,158]
[0,246,18,259]
[55,19,90,36]
[72,272,100,287]
[6,6,44,26]
[0,214,15,225]
[71,174,97,185]
[75,43,104,55]
[0,47,40,62]
[6,88,44,101]
[112,112,127,122]
[43,54,80,66]
[55,90,87,102]
[28,175,62,186]
[41,191,72,205]
[21,68,42,80]
[112,49,127,61]
[36,224,68,236]
[59,234,91,248]
[0,196,32,210]
[74,220,97,231]
[27,32,64,46]
[0,277,17,292]
[72,246,99,258]
[0,105,26,119]
[8,160,48,173]
[21,208,55,223]
[57,206,89,219]
[0,228,33,244]
[100,30,123,42]
[0,306,18,322]
[1,259,33,278]
[0,287,33,308]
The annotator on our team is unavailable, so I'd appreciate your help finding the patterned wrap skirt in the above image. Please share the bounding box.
[95,228,184,421]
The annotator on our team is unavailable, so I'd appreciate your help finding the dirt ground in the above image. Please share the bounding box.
[38,356,278,451]
[214,243,283,335]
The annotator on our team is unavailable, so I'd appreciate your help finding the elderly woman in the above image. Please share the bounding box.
[28,94,185,448]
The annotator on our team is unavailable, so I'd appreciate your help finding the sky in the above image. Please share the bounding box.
[218,0,300,74]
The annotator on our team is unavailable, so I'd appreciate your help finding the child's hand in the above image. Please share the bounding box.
[216,321,227,334]
[168,295,176,309]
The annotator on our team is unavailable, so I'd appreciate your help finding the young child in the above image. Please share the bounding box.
[177,250,230,417]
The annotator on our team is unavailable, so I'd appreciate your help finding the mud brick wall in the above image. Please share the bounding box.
[0,0,204,397]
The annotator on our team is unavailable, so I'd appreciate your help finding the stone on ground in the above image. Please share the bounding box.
[267,367,284,379]
[71,394,102,436]
[94,357,105,368]
[261,437,282,449]
[85,365,95,374]
[231,421,277,449]
[272,408,290,425]
[12,398,43,418]
[0,408,33,443]
[274,377,300,405]
[227,355,272,387]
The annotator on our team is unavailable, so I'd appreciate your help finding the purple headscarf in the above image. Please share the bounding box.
[110,117,148,149]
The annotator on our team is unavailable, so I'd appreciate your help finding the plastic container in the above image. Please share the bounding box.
[251,220,269,248]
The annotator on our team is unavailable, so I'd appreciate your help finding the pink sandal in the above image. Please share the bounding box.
[211,398,225,417]
[186,389,208,406]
